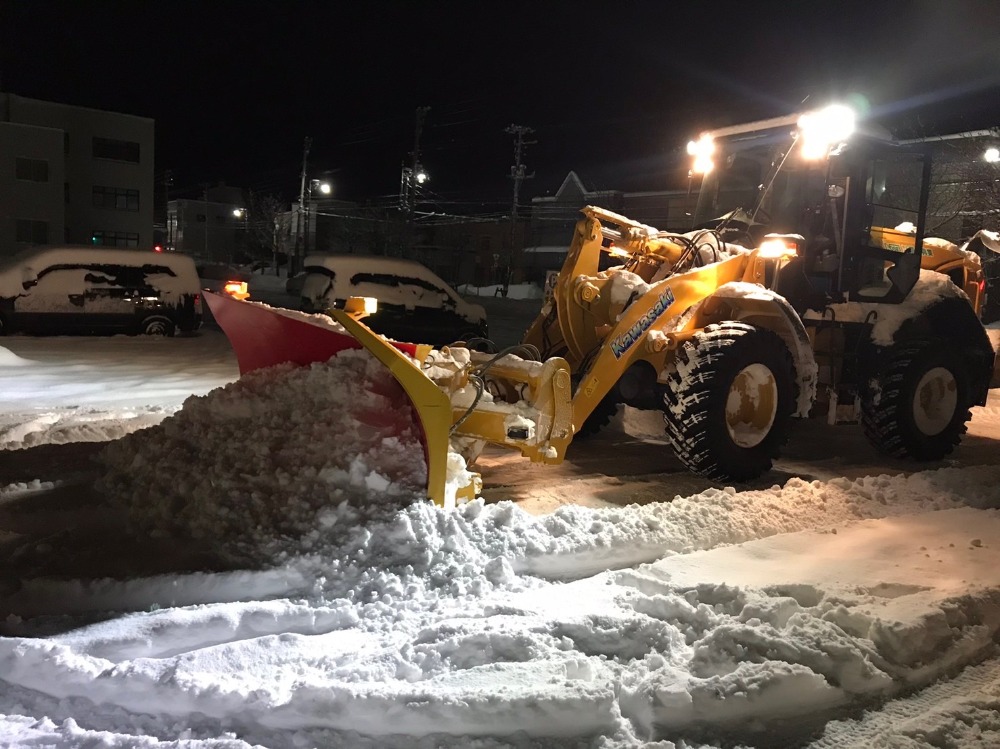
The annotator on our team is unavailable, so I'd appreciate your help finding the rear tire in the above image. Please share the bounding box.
[140,316,176,337]
[662,322,796,481]
[861,339,971,460]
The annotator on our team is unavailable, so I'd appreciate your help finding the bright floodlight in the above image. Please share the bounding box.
[798,104,856,160]
[318,181,332,195]
[986,147,1000,164]
[687,134,715,174]
[232,208,244,218]
[415,170,429,184]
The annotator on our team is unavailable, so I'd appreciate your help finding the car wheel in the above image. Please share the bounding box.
[662,322,796,481]
[861,338,971,460]
[140,316,176,337]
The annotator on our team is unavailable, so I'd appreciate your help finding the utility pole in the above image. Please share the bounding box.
[201,182,210,260]
[400,106,430,214]
[163,169,174,250]
[400,107,430,256]
[505,124,535,296]
[296,136,312,276]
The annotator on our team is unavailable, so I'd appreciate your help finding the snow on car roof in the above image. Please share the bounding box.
[303,254,445,281]
[0,247,199,298]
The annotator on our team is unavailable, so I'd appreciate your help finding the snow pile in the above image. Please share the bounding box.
[8,327,1000,746]
[96,349,428,560]
[6,467,1000,748]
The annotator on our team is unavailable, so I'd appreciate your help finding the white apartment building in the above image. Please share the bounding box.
[0,92,154,257]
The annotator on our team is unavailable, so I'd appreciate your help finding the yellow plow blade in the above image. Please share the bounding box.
[329,309,459,507]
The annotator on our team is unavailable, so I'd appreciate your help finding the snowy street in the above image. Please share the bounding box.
[2,316,1000,747]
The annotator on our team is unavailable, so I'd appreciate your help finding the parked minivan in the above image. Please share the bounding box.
[0,247,203,336]
[298,255,487,345]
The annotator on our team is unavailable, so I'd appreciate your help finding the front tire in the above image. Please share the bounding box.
[140,316,176,337]
[861,339,971,460]
[662,322,796,481]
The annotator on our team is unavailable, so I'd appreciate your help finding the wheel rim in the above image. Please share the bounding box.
[144,319,169,335]
[725,363,778,448]
[912,366,958,436]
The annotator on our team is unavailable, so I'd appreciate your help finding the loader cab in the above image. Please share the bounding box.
[692,116,932,311]
[693,129,829,246]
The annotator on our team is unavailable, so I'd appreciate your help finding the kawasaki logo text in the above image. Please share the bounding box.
[610,287,675,359]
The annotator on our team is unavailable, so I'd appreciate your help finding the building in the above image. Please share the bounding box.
[522,171,693,285]
[167,183,246,263]
[0,92,155,257]
[915,130,1000,242]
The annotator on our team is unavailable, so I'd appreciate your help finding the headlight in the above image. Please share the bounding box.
[222,280,249,300]
[345,296,378,317]
[758,235,801,258]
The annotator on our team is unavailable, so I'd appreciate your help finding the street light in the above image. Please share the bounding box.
[399,164,429,212]
[303,179,332,257]
[986,147,1000,164]
[231,207,247,264]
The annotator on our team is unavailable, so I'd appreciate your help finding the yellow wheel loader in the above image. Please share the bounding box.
[207,104,998,506]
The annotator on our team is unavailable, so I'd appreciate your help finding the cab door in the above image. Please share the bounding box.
[839,142,931,304]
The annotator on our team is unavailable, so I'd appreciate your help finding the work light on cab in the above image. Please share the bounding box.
[798,104,856,160]
[687,134,715,174]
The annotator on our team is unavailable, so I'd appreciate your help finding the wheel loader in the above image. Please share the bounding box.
[206,104,998,507]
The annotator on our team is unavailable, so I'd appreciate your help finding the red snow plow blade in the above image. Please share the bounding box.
[203,290,421,374]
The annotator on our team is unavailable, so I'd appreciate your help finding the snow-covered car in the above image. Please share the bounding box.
[285,271,307,296]
[0,247,203,336]
[298,255,488,346]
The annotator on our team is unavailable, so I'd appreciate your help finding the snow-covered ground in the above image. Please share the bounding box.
[2,305,1000,748]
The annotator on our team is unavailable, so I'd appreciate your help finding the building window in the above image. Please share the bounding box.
[16,219,49,245]
[93,185,140,211]
[92,136,140,163]
[91,230,140,248]
[15,157,49,182]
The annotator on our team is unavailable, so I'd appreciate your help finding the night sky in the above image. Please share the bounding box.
[3,1,1000,208]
